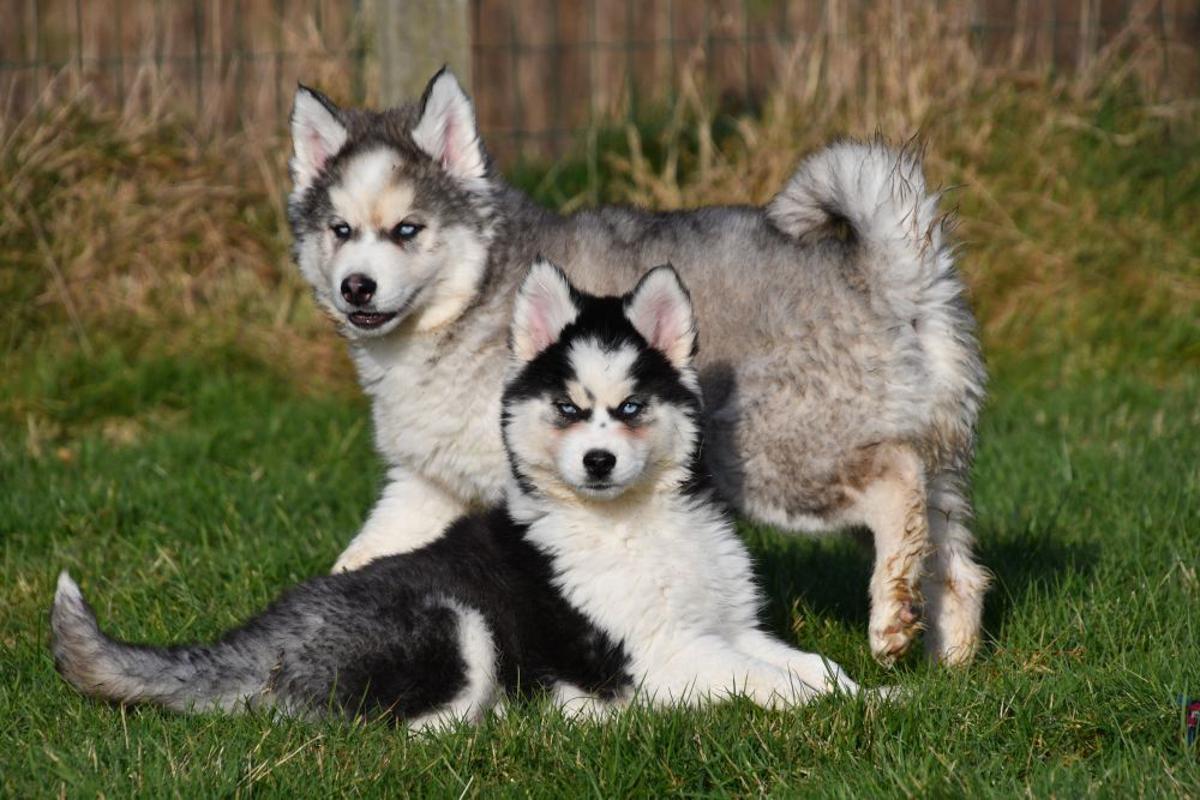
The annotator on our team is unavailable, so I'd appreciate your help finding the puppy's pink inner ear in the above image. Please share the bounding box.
[305,129,330,171]
[513,269,578,360]
[526,303,555,354]
[629,280,693,367]
[646,296,683,352]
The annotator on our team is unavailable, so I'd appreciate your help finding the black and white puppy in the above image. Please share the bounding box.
[51,262,861,727]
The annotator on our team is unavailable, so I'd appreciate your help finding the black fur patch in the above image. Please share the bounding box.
[276,507,632,718]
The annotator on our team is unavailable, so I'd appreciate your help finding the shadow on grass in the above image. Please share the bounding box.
[744,522,1098,655]
[975,527,1099,646]
[743,527,873,640]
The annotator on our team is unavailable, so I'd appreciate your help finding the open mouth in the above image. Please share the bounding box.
[347,310,399,330]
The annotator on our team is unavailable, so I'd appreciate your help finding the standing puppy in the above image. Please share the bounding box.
[52,264,862,725]
[288,69,989,665]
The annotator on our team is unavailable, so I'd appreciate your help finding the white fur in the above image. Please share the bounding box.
[334,466,469,572]
[335,331,507,564]
[517,491,858,709]
[290,88,348,192]
[411,69,489,191]
[550,682,627,721]
[510,260,579,361]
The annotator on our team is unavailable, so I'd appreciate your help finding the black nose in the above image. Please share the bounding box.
[340,273,376,306]
[583,449,616,479]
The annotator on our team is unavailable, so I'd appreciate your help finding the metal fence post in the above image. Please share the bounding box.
[374,0,473,107]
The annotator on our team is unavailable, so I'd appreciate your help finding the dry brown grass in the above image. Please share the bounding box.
[0,76,353,395]
[603,1,1199,378]
[2,0,1196,405]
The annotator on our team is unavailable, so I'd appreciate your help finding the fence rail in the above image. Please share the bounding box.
[1,0,1197,165]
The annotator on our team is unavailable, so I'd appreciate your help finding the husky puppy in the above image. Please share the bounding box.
[51,264,862,725]
[287,69,989,665]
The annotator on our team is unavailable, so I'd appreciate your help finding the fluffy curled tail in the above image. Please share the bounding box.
[769,139,985,468]
[768,139,953,320]
[51,571,272,714]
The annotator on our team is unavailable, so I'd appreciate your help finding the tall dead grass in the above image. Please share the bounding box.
[0,75,352,396]
[1,0,1196,409]
[604,1,1198,380]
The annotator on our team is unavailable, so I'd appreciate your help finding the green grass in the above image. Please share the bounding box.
[3,41,1199,796]
[2,337,1198,796]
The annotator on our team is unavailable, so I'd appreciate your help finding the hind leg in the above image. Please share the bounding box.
[404,600,500,731]
[846,444,932,667]
[922,473,990,665]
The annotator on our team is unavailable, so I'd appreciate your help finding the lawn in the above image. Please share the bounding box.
[2,340,1197,796]
[2,33,1199,797]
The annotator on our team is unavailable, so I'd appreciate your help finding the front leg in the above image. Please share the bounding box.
[734,629,860,696]
[645,635,837,710]
[333,467,468,572]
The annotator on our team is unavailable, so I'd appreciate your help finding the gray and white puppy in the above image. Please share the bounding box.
[51,263,864,725]
[287,68,989,666]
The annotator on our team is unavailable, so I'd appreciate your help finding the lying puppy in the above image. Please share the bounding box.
[51,263,863,727]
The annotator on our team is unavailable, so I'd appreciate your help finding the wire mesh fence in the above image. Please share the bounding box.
[471,0,1200,163]
[1,0,1197,166]
[0,0,372,134]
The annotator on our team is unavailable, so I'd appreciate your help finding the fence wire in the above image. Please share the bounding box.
[0,0,1196,165]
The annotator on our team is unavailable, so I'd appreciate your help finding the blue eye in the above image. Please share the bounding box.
[617,400,644,419]
[331,222,352,240]
[390,221,424,243]
[555,402,582,420]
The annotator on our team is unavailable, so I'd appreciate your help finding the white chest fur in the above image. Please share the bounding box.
[352,326,511,504]
[525,494,763,668]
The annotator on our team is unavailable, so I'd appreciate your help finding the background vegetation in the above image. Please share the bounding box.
[1,4,1198,796]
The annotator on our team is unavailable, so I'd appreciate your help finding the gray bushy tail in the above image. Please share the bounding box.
[51,572,273,713]
[768,138,953,320]
[768,139,985,469]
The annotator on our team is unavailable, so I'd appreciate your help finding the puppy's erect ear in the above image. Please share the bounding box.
[290,86,348,192]
[412,67,488,187]
[511,260,579,362]
[625,265,696,369]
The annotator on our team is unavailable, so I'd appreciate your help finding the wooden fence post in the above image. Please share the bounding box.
[374,0,473,106]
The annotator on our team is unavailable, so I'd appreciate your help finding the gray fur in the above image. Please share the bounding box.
[50,571,476,719]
